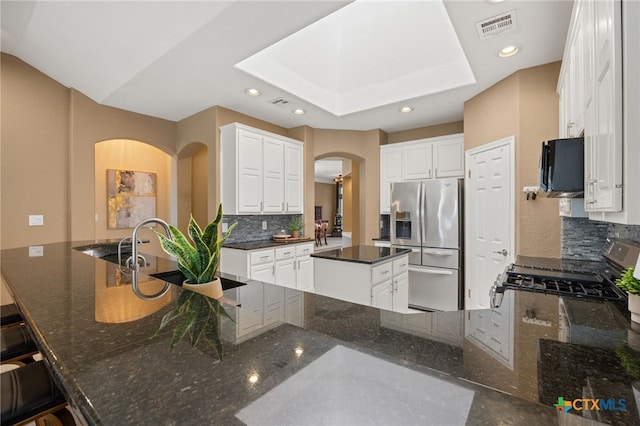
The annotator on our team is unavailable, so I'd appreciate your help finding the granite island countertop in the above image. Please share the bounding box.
[1,241,638,425]
[310,245,410,264]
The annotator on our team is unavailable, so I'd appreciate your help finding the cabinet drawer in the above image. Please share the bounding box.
[372,261,393,284]
[275,246,296,261]
[250,249,274,265]
[295,243,314,257]
[392,256,409,275]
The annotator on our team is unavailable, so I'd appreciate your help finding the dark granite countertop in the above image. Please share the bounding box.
[310,245,411,264]
[223,238,314,250]
[1,242,638,425]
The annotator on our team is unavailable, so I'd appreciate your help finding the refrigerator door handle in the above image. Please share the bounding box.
[409,266,454,275]
[422,249,454,256]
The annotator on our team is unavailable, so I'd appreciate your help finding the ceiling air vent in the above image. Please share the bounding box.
[475,10,517,40]
[269,97,290,107]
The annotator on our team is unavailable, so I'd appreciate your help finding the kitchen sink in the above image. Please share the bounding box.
[149,270,244,291]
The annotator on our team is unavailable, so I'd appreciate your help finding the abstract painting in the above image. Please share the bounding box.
[107,169,157,229]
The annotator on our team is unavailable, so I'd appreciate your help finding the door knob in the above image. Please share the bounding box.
[493,249,508,256]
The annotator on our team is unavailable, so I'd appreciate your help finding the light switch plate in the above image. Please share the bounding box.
[28,215,44,226]
[262,221,267,230]
[221,222,228,233]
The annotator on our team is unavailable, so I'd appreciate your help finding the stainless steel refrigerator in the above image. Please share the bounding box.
[390,178,463,311]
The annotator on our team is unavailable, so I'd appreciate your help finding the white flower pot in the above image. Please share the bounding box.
[629,293,640,324]
[182,277,223,300]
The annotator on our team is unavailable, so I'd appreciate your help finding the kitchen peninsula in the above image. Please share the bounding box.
[1,241,638,425]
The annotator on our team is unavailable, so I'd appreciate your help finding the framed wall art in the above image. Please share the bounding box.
[107,169,157,229]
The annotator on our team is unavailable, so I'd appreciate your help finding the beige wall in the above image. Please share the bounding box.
[387,121,464,144]
[69,90,176,241]
[464,62,561,257]
[1,54,70,249]
[314,182,336,227]
[312,129,382,245]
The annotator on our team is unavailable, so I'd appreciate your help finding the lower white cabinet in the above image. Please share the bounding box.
[221,243,314,343]
[314,254,409,312]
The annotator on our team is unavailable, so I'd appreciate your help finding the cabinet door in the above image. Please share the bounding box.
[262,137,285,213]
[296,255,314,291]
[433,138,464,178]
[284,142,303,213]
[592,0,622,212]
[402,143,432,180]
[371,281,393,311]
[392,272,409,313]
[238,130,263,213]
[380,146,402,213]
[251,262,274,284]
[275,259,296,289]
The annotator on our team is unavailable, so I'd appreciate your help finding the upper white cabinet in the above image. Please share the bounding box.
[560,0,638,223]
[380,134,464,213]
[221,123,303,215]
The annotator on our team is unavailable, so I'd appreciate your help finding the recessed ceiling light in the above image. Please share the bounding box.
[244,88,261,96]
[399,106,413,113]
[499,45,520,57]
[292,108,306,115]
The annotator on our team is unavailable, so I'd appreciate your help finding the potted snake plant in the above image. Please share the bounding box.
[153,204,237,356]
[616,266,640,324]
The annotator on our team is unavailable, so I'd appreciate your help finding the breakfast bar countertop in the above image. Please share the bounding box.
[310,245,411,264]
[1,241,638,426]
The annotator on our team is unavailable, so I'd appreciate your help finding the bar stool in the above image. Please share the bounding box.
[1,360,73,426]
[1,324,38,365]
[1,304,23,327]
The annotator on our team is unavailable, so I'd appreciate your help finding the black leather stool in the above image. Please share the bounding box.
[1,360,71,426]
[1,324,37,365]
[0,304,22,327]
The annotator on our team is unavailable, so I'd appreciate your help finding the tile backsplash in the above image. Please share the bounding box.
[222,214,303,243]
[561,217,640,260]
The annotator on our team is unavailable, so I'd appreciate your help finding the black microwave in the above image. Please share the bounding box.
[538,137,584,198]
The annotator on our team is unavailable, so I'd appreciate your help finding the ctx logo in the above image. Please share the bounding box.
[554,397,627,413]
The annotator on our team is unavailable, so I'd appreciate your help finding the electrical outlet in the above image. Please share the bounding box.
[28,215,44,226]
[522,186,539,193]
[221,222,228,233]
[29,246,44,257]
[262,221,267,230]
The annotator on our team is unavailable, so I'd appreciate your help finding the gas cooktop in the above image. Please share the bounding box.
[490,240,639,308]
[501,264,625,301]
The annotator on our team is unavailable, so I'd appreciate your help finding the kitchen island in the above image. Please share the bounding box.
[312,245,411,312]
[1,241,638,425]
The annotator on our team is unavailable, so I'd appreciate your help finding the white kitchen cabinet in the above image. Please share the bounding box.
[314,254,409,313]
[295,243,314,292]
[275,246,296,289]
[402,143,433,180]
[284,142,303,213]
[379,134,464,214]
[561,0,640,223]
[236,129,263,213]
[221,122,304,215]
[433,138,465,178]
[262,137,285,213]
[221,242,313,291]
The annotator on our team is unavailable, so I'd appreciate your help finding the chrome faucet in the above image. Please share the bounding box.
[129,218,173,300]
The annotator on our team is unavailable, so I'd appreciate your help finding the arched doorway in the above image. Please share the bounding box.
[314,154,360,246]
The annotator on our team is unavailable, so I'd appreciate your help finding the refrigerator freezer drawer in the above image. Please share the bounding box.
[421,248,459,269]
[408,266,460,311]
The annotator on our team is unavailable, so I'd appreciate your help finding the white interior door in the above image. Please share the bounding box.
[465,136,515,310]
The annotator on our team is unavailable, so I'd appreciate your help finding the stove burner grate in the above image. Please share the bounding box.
[503,271,625,301]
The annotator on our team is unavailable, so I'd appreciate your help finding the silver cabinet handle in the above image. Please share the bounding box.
[493,249,508,256]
